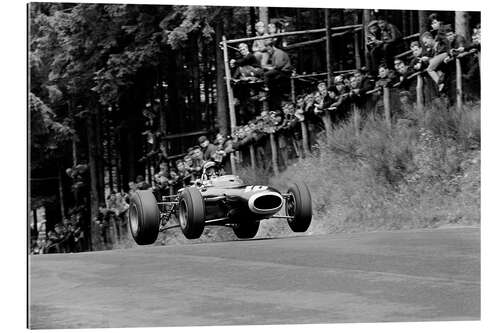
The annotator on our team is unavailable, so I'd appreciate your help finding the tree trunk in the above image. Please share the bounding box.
[325,9,333,85]
[86,111,103,251]
[362,9,371,69]
[96,105,105,205]
[455,11,471,42]
[249,7,257,36]
[58,167,65,220]
[259,7,269,27]
[215,16,228,135]
[418,11,428,33]
[157,64,167,136]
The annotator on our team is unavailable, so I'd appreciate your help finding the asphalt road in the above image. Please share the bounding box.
[29,227,480,329]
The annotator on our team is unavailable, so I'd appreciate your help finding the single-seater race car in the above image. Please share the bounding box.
[128,161,312,245]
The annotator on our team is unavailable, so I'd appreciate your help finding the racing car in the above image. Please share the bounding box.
[128,161,312,244]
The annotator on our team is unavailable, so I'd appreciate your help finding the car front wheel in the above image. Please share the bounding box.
[286,182,312,232]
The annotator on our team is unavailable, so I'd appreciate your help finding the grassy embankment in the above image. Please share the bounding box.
[251,102,481,238]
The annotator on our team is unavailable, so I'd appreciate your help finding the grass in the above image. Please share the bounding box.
[268,102,480,236]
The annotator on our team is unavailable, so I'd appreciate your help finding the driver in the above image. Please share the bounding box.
[201,161,220,182]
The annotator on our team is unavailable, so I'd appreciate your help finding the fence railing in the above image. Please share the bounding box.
[226,49,478,176]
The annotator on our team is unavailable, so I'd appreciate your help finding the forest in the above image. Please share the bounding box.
[29,3,480,252]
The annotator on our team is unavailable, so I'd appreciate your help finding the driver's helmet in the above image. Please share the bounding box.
[202,161,219,180]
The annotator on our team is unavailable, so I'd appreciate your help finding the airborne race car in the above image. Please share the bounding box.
[128,162,312,245]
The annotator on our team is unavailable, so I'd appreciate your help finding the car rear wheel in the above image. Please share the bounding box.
[179,187,205,239]
[286,182,312,232]
[232,220,260,239]
[129,190,160,245]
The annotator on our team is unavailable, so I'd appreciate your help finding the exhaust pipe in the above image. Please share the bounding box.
[248,192,283,215]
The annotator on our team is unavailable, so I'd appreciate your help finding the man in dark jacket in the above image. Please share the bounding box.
[378,19,402,69]
[230,43,263,80]
[350,67,375,109]
[263,41,293,109]
[198,135,218,161]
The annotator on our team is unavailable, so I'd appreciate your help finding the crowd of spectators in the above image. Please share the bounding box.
[31,213,86,254]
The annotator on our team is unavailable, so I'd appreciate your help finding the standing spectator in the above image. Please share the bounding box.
[190,146,205,178]
[444,27,467,56]
[96,205,113,250]
[350,67,376,110]
[252,21,270,66]
[198,135,218,161]
[394,59,416,97]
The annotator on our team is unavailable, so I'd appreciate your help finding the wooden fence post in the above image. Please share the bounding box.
[416,74,424,113]
[352,104,360,137]
[322,112,334,143]
[269,132,279,176]
[456,58,463,112]
[249,144,256,171]
[300,121,310,156]
[383,87,391,130]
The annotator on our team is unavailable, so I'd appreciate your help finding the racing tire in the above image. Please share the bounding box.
[286,182,312,232]
[129,190,160,245]
[232,220,260,239]
[179,187,205,239]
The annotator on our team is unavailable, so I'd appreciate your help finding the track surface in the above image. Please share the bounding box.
[29,227,480,329]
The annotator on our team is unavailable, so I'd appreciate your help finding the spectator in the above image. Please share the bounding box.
[230,43,263,81]
[198,135,218,161]
[96,204,113,250]
[128,180,137,194]
[421,31,450,91]
[394,58,416,100]
[135,175,151,190]
[377,18,402,69]
[428,13,447,40]
[350,67,376,109]
[263,41,293,109]
[444,27,467,56]
[190,146,205,178]
[376,63,397,88]
[252,21,270,66]
[366,20,384,72]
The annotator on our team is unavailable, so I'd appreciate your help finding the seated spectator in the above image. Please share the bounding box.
[366,20,384,72]
[230,43,263,81]
[268,22,283,48]
[252,21,270,66]
[378,18,402,69]
[262,41,293,109]
[421,31,450,91]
